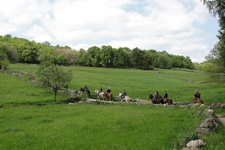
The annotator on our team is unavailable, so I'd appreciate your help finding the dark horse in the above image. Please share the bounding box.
[149,94,164,104]
[80,88,91,97]
[104,92,113,101]
[164,98,173,105]
[191,98,203,104]
[149,94,173,105]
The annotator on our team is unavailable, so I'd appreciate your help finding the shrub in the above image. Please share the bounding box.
[0,59,10,71]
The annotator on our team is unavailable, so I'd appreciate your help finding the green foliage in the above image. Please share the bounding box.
[201,0,225,29]
[201,0,225,75]
[0,50,8,69]
[80,92,88,101]
[0,35,194,70]
[0,59,10,71]
[35,64,73,101]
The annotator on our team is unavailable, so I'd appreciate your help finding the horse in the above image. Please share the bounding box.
[191,98,203,104]
[119,93,130,103]
[149,94,164,104]
[104,92,113,101]
[164,98,173,105]
[95,90,104,99]
[80,88,91,98]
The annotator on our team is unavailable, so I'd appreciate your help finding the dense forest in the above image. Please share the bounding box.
[0,34,194,70]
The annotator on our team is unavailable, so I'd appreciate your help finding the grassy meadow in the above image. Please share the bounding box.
[0,104,202,150]
[0,63,225,149]
[9,64,225,105]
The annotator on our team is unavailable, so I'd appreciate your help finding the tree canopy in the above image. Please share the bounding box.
[0,34,194,70]
[201,0,225,73]
[36,64,73,102]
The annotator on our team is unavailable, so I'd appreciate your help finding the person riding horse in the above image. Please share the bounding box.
[98,87,103,95]
[194,90,201,102]
[120,89,127,99]
[164,91,168,100]
[153,91,159,102]
[84,85,88,91]
[81,85,90,97]
[105,87,111,97]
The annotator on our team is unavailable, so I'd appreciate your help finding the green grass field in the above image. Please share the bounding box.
[9,64,225,105]
[0,73,68,105]
[0,104,202,150]
[0,64,225,149]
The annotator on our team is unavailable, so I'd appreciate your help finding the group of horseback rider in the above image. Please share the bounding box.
[83,85,127,98]
[152,91,168,102]
[99,87,126,98]
[83,85,201,103]
[152,90,201,103]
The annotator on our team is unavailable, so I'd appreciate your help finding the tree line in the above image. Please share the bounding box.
[0,34,194,70]
[199,0,225,74]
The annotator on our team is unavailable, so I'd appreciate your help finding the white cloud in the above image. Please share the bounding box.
[0,0,219,62]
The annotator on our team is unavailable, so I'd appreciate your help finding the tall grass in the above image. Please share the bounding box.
[0,104,201,150]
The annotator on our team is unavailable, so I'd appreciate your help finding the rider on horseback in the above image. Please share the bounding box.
[194,90,201,102]
[153,91,159,102]
[164,91,168,99]
[105,87,111,97]
[120,89,127,99]
[98,87,103,95]
[84,85,88,91]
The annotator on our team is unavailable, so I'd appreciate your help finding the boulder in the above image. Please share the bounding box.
[211,103,225,109]
[186,139,206,148]
[196,127,211,135]
[196,117,220,135]
[206,109,215,116]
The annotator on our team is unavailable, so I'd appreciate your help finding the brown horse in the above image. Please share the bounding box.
[191,98,203,104]
[164,98,173,105]
[149,94,164,104]
[104,92,113,101]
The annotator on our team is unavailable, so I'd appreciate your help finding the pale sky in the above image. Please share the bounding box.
[0,0,220,63]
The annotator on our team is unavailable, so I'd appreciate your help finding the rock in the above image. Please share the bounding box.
[78,101,83,104]
[194,103,200,106]
[200,104,205,107]
[17,74,24,79]
[68,103,74,105]
[186,140,206,148]
[206,109,215,116]
[196,127,211,135]
[211,103,225,109]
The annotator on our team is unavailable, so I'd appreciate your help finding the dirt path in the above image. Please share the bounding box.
[217,115,225,126]
[156,71,206,83]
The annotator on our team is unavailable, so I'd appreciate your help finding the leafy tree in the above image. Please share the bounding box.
[201,0,225,29]
[38,48,56,64]
[131,47,142,68]
[4,34,12,38]
[205,35,225,73]
[142,51,153,70]
[157,54,172,69]
[201,0,225,73]
[0,59,10,71]
[0,50,7,69]
[36,64,73,102]
[100,45,113,67]
[8,45,17,62]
